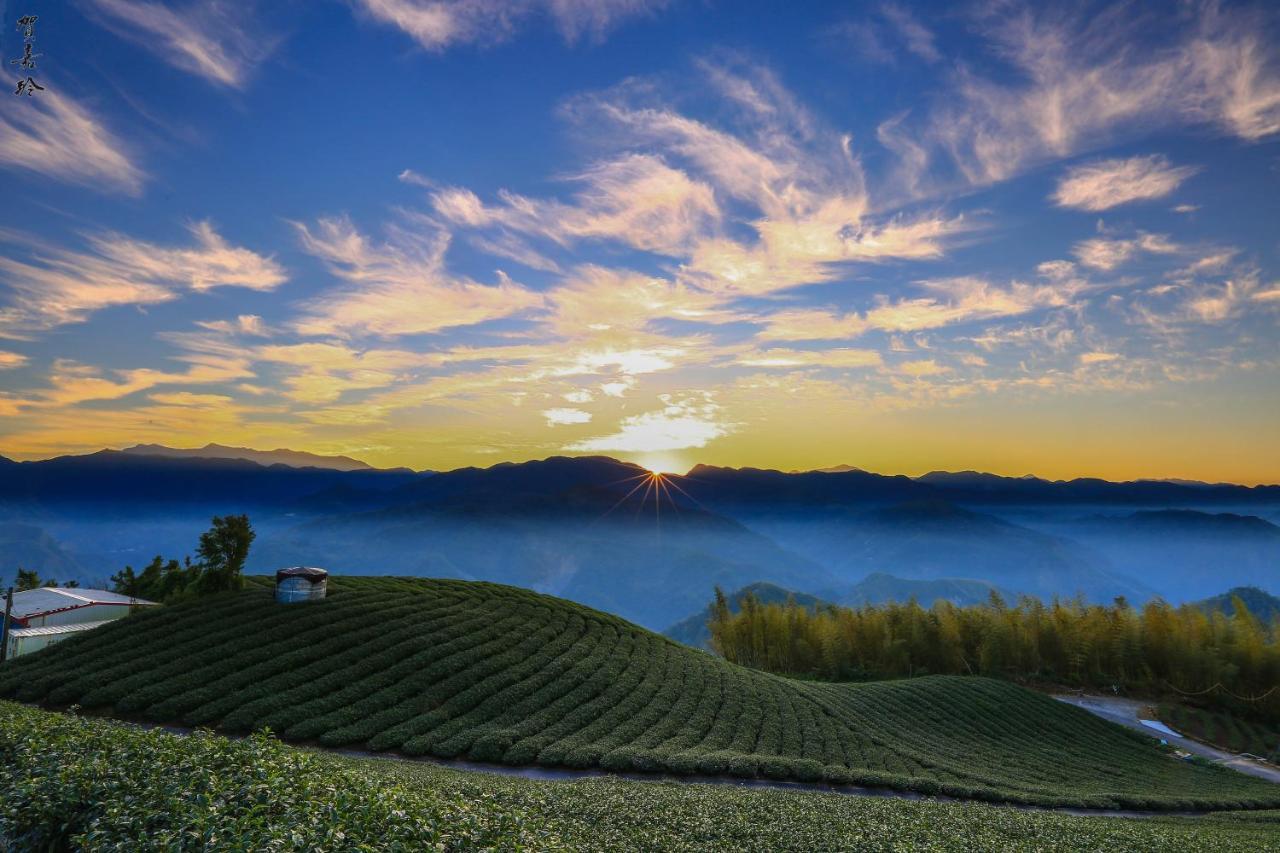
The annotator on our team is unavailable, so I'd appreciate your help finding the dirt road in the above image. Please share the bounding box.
[1054,693,1280,784]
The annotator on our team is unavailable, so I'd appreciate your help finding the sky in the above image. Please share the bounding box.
[0,0,1277,483]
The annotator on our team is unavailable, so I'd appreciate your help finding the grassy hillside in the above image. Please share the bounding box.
[4,704,1280,852]
[1,576,1277,810]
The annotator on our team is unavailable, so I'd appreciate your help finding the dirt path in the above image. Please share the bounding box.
[1053,693,1280,784]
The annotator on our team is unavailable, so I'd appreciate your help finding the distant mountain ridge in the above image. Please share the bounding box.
[1195,587,1280,623]
[0,450,424,509]
[664,582,835,648]
[121,443,382,472]
[2,452,1278,619]
[840,572,1010,607]
[681,464,1279,507]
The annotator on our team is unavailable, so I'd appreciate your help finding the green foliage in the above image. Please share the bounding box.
[110,515,254,603]
[1161,704,1280,763]
[0,701,546,850]
[3,701,1279,852]
[709,591,1280,724]
[195,514,254,594]
[1,576,1276,812]
[15,568,41,591]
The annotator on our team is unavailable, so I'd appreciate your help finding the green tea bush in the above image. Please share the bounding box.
[0,702,547,851]
[3,577,1278,812]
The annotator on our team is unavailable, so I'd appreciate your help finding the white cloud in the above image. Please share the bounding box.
[84,0,273,88]
[757,274,1082,341]
[0,222,285,337]
[881,3,1280,195]
[567,393,731,452]
[542,407,591,425]
[430,153,720,256]
[292,215,542,337]
[196,314,270,337]
[0,91,143,194]
[1053,155,1199,211]
[350,0,670,51]
[600,378,634,397]
[1073,232,1179,271]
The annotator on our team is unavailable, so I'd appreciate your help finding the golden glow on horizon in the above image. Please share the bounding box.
[634,453,688,475]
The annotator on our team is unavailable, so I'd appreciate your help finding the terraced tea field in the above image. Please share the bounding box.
[2,576,1277,811]
[7,702,1280,851]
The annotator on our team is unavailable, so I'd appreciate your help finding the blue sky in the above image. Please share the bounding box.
[0,0,1278,482]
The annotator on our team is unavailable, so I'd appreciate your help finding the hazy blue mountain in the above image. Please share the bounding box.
[253,478,836,630]
[120,443,387,472]
[838,571,1011,607]
[1195,586,1280,623]
[0,523,92,587]
[739,499,1154,604]
[1064,509,1280,600]
[663,582,835,649]
[3,453,1278,619]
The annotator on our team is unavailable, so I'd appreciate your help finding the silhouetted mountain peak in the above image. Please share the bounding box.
[120,442,378,472]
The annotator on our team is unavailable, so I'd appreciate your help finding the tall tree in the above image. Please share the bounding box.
[194,515,254,594]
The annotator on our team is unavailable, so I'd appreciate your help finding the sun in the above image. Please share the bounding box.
[636,453,686,475]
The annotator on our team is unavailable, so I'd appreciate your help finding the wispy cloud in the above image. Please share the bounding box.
[1053,155,1199,211]
[0,222,285,338]
[83,0,274,88]
[196,314,270,337]
[880,3,940,63]
[350,0,671,51]
[1073,232,1179,270]
[880,2,1280,195]
[0,92,144,194]
[757,274,1083,342]
[829,3,941,66]
[0,351,29,370]
[738,347,883,369]
[428,153,720,256]
[563,65,971,297]
[292,215,542,337]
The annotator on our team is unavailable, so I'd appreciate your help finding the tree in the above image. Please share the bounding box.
[194,515,254,594]
[15,568,41,591]
[108,516,255,603]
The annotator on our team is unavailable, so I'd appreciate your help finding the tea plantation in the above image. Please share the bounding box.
[4,702,1280,852]
[2,576,1277,811]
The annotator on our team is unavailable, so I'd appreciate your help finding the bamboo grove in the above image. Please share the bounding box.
[707,590,1280,724]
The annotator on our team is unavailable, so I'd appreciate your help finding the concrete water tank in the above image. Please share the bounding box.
[275,567,328,603]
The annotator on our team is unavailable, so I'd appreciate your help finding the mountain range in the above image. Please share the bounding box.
[0,447,1276,626]
[120,443,384,472]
